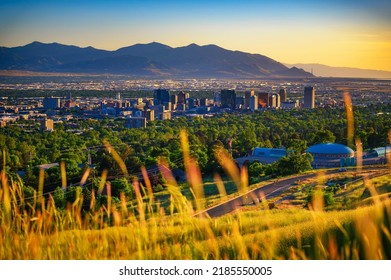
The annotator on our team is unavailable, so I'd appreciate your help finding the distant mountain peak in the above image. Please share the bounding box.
[132,42,171,48]
[27,41,46,46]
[186,43,200,47]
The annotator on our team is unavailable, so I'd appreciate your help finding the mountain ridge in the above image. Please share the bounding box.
[0,41,312,78]
[284,63,391,79]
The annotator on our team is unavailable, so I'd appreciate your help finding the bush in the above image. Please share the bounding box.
[305,187,335,209]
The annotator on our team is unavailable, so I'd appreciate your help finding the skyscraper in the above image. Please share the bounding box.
[257,92,270,108]
[244,90,255,108]
[269,93,281,108]
[154,89,170,105]
[213,92,221,107]
[170,94,178,105]
[304,86,315,109]
[279,88,287,102]
[221,89,236,109]
[249,95,258,111]
[177,91,188,105]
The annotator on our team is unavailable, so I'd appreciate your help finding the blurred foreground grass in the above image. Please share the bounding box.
[1,165,391,259]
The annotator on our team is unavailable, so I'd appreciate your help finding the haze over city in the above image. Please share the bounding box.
[1,0,390,72]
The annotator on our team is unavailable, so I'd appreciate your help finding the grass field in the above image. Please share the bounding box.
[1,144,391,259]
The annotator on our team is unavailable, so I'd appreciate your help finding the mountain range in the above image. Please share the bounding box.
[0,41,312,78]
[284,63,391,79]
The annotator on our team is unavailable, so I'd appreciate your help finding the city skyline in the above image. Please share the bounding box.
[1,0,390,71]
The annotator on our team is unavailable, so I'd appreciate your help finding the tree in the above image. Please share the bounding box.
[110,178,134,200]
[286,139,307,154]
[248,161,263,178]
[313,130,336,144]
[276,153,313,176]
[248,161,264,184]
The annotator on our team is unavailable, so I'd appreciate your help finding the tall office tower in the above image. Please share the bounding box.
[171,94,178,105]
[269,94,276,108]
[304,86,315,109]
[244,90,255,108]
[154,89,170,105]
[177,91,187,104]
[213,92,221,107]
[249,95,258,111]
[269,93,280,108]
[221,89,236,109]
[257,92,270,108]
[43,97,61,110]
[235,96,244,109]
[279,88,287,102]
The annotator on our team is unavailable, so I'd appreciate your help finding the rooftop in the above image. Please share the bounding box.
[306,143,354,155]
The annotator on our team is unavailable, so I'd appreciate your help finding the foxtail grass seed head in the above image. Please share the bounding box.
[343,91,354,148]
[60,161,67,189]
[104,141,128,177]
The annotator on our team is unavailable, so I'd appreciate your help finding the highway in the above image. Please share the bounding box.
[197,166,389,218]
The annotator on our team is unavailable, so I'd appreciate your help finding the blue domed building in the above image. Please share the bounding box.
[306,143,355,168]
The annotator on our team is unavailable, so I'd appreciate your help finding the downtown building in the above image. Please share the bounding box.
[304,86,315,109]
[257,92,270,108]
[221,89,236,109]
[40,119,54,132]
[43,97,61,110]
[244,90,255,109]
[153,89,170,105]
[279,88,287,102]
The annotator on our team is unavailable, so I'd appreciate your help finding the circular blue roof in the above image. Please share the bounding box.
[306,143,354,155]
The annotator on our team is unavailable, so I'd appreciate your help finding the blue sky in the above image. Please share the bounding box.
[1,0,390,70]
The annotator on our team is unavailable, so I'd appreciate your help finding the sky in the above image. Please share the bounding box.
[1,0,391,71]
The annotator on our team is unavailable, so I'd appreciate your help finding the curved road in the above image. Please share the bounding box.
[197,166,389,218]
